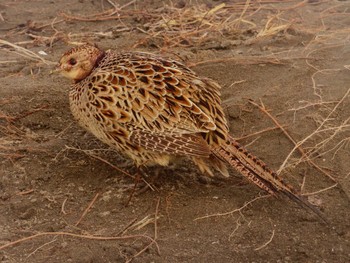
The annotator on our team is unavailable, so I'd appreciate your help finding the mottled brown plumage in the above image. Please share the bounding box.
[57,44,325,221]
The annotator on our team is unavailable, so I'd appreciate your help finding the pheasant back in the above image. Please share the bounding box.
[68,47,229,173]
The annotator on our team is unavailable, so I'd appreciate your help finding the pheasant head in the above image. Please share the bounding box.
[56,44,105,82]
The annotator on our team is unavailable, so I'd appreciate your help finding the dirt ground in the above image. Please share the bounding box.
[1,0,350,262]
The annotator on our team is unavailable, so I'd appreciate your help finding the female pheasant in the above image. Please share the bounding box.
[56,44,324,220]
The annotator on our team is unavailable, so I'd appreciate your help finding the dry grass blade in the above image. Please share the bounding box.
[129,214,158,231]
[257,15,292,37]
[0,39,55,65]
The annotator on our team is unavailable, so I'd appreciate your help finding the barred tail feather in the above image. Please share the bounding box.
[212,135,328,223]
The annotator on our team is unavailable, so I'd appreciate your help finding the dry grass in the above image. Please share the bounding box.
[0,39,55,65]
[2,0,316,50]
[0,193,161,262]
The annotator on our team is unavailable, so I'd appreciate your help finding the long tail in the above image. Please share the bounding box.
[212,135,328,223]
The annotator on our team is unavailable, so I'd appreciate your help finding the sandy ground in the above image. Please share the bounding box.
[1,0,350,262]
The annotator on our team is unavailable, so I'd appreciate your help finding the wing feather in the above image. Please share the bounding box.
[86,51,228,155]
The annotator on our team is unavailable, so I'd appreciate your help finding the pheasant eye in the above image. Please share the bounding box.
[68,58,77,65]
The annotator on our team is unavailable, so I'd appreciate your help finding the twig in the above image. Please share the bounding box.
[34,18,64,30]
[115,218,138,236]
[248,99,336,181]
[126,239,156,263]
[302,183,338,196]
[279,87,350,177]
[26,238,58,258]
[187,56,283,68]
[235,126,284,141]
[154,197,161,240]
[12,105,50,121]
[228,217,243,241]
[16,189,34,195]
[120,0,137,10]
[75,192,100,226]
[61,198,68,215]
[254,229,275,251]
[194,195,268,220]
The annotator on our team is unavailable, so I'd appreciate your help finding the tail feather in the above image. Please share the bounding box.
[212,135,328,223]
[281,189,328,224]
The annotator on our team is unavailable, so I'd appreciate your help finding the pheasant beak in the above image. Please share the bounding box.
[49,64,62,75]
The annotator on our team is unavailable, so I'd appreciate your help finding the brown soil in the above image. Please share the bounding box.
[1,1,349,262]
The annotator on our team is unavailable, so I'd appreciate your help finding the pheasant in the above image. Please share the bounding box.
[56,44,325,221]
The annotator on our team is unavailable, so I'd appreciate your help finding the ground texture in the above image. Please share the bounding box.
[0,0,350,262]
